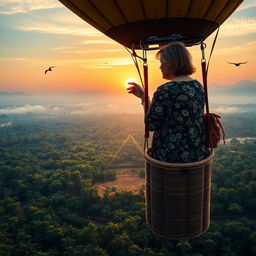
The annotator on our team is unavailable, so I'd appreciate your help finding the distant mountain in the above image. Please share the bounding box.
[209,80,256,96]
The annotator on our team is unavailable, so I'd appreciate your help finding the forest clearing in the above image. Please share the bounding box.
[95,168,144,196]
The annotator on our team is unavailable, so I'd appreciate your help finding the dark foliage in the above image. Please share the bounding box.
[0,113,255,256]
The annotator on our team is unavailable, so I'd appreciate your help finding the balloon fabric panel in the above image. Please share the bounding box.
[59,0,244,48]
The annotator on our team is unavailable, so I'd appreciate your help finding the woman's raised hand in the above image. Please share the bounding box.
[127,82,145,100]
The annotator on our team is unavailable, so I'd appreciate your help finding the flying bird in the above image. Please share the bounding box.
[227,61,248,66]
[45,66,55,74]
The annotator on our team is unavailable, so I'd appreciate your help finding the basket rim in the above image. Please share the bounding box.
[145,147,214,169]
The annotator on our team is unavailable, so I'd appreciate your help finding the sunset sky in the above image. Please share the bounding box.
[0,0,256,95]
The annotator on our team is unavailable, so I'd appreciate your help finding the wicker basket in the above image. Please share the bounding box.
[145,148,214,240]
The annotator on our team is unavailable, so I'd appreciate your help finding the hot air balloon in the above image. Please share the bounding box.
[59,0,244,240]
[59,0,243,49]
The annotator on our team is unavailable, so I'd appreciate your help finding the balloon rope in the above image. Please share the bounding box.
[144,137,149,152]
[201,27,220,150]
[124,45,150,149]
[206,27,220,75]
[123,46,144,88]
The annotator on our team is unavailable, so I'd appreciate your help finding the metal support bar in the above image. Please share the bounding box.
[200,41,209,115]
[201,41,212,149]
[143,49,149,139]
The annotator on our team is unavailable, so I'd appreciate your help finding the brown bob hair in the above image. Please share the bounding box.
[156,42,196,76]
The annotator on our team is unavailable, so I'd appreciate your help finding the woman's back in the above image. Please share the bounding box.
[145,80,208,163]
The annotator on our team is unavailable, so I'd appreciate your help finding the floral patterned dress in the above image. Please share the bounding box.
[145,80,208,163]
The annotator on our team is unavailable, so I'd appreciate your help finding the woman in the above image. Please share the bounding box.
[128,42,208,163]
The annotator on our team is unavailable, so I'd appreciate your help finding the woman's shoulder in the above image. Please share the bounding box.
[156,79,203,93]
[168,80,203,90]
[158,79,202,87]
[155,80,204,99]
[156,81,187,95]
[157,81,179,91]
[152,82,180,102]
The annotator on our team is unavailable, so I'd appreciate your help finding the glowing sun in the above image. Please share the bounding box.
[125,78,138,89]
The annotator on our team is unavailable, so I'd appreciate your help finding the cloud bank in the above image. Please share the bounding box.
[213,106,239,114]
[237,0,256,12]
[0,105,49,114]
[16,23,99,37]
[221,17,256,37]
[0,0,62,15]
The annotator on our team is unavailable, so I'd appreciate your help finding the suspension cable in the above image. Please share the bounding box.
[123,45,150,149]
[123,45,144,88]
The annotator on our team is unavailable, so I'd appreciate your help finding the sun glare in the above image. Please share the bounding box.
[125,78,138,89]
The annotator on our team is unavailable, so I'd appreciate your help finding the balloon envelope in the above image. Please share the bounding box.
[59,0,244,48]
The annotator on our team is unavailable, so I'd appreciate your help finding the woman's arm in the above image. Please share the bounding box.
[127,83,166,131]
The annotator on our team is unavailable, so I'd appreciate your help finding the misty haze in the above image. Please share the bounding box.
[1,80,255,117]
